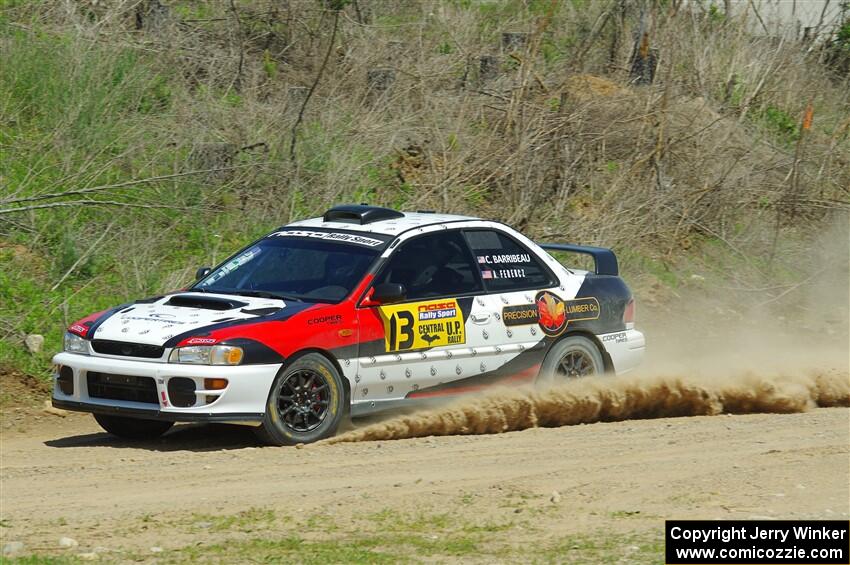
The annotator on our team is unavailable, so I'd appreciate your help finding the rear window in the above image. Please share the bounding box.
[464,229,555,293]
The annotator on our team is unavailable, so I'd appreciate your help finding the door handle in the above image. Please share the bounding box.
[471,313,491,324]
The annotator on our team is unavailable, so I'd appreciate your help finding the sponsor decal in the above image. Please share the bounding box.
[272,230,384,247]
[535,291,600,336]
[416,301,457,321]
[379,299,466,352]
[119,316,188,325]
[185,337,217,345]
[308,314,343,325]
[602,331,627,344]
[502,304,540,326]
[69,324,88,335]
[536,291,566,336]
[200,246,261,285]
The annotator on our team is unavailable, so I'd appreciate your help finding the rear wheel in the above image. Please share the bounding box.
[93,414,173,440]
[254,353,346,446]
[538,335,605,384]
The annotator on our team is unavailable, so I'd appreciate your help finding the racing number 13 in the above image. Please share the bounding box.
[387,311,415,351]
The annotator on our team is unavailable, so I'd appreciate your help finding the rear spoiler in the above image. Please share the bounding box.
[537,243,619,276]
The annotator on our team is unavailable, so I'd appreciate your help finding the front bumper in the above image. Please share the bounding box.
[52,399,263,423]
[52,351,280,422]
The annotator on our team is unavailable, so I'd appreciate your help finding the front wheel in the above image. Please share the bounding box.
[538,335,605,385]
[93,414,174,440]
[254,353,346,446]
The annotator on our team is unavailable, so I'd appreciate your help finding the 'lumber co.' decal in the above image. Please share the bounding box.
[535,292,600,336]
[379,299,466,352]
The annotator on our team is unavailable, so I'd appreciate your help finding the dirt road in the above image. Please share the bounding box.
[1,400,847,562]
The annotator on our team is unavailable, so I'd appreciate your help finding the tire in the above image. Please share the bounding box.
[93,414,174,440]
[254,353,346,446]
[538,335,605,385]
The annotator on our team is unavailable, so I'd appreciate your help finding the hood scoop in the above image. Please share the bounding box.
[165,294,248,311]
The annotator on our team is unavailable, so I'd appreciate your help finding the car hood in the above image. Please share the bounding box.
[90,292,288,346]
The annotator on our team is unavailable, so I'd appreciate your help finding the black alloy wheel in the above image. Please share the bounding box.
[538,335,605,384]
[255,353,347,446]
[276,368,331,432]
[556,350,597,378]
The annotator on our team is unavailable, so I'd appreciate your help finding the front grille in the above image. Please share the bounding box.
[91,340,164,359]
[87,372,158,404]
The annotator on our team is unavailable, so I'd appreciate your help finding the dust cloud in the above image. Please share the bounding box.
[328,370,848,443]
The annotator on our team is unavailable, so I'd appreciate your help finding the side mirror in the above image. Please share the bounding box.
[362,283,406,306]
[195,267,212,280]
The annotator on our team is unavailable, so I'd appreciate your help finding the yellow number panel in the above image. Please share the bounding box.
[379,299,466,352]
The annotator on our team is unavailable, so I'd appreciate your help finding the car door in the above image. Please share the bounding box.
[354,229,499,405]
[462,228,561,383]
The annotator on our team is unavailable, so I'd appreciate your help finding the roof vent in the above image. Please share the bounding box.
[322,204,404,225]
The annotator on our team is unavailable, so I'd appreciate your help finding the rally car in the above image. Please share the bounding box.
[52,205,645,445]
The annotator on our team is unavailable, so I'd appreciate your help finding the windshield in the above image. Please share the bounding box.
[193,233,385,303]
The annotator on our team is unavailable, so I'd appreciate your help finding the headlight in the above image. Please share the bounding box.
[168,345,244,365]
[63,332,89,354]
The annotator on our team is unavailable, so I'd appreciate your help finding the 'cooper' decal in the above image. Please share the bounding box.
[379,299,466,352]
[535,292,600,336]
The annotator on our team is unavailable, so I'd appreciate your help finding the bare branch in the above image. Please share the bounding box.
[1,166,255,206]
[0,200,202,215]
[289,9,341,162]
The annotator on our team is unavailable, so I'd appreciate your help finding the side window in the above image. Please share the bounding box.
[464,229,554,293]
[376,231,482,300]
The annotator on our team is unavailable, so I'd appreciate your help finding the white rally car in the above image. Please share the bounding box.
[53,205,645,445]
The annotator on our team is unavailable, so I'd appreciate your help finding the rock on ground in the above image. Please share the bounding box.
[24,334,44,354]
